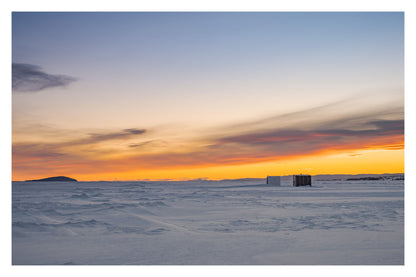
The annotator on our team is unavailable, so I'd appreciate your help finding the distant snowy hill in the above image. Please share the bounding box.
[310,173,404,181]
[220,174,404,182]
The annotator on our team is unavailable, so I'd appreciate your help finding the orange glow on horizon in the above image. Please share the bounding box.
[12,107,404,182]
[12,148,404,182]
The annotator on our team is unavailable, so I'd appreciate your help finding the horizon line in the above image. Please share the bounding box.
[12,172,405,182]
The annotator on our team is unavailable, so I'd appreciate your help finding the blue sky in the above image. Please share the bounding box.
[13,12,403,83]
[12,12,403,127]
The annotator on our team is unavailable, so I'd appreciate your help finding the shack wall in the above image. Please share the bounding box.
[266,176,281,185]
[293,175,312,186]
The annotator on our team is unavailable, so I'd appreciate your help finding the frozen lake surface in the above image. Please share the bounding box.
[12,179,404,265]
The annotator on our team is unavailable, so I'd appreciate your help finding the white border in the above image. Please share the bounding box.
[2,1,414,277]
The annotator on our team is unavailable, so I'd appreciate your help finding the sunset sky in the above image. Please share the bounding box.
[12,12,404,181]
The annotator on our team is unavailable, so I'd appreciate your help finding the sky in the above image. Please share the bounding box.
[11,12,404,181]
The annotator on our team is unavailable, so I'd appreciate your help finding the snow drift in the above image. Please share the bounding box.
[12,179,404,265]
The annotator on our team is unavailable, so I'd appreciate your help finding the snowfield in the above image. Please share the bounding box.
[12,179,404,265]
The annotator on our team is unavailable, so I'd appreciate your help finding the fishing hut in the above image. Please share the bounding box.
[266,176,281,185]
[293,175,312,187]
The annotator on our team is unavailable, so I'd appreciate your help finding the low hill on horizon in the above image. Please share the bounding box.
[26,176,78,182]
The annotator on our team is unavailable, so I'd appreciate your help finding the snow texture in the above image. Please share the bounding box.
[12,179,404,265]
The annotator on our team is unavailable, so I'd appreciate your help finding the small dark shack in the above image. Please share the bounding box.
[293,175,311,187]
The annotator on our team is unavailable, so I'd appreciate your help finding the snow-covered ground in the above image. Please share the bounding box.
[12,179,404,265]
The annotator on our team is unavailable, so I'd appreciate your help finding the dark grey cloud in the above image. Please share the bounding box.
[13,127,147,161]
[84,129,146,144]
[124,128,146,135]
[371,120,404,133]
[128,117,404,169]
[128,139,166,149]
[218,119,404,147]
[129,141,154,148]
[12,63,77,92]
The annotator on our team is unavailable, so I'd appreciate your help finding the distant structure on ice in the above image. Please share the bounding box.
[266,176,281,185]
[293,175,311,187]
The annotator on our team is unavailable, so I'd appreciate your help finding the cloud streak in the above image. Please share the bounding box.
[12,127,147,171]
[110,118,402,171]
[11,96,404,180]
[80,128,146,145]
[12,109,404,179]
[12,63,77,92]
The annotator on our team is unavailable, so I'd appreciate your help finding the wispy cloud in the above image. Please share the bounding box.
[109,119,401,171]
[12,102,404,179]
[12,127,147,168]
[79,128,146,145]
[12,63,77,92]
